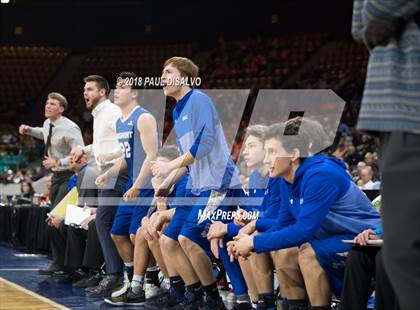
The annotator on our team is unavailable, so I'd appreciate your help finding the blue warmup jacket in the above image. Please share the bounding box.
[173,89,241,194]
[253,154,381,253]
[227,176,283,238]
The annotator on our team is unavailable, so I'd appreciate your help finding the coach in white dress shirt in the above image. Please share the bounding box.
[71,75,129,296]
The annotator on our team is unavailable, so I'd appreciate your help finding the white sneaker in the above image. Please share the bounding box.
[145,283,164,299]
[111,280,130,298]
[161,279,171,291]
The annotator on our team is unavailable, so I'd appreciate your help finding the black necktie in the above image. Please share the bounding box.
[44,123,54,157]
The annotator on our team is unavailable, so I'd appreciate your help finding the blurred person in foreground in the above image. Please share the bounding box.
[352,1,420,309]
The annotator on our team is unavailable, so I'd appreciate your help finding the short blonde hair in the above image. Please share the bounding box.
[48,92,68,111]
[163,56,199,80]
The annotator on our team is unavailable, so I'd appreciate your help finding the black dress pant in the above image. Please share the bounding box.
[95,171,129,276]
[48,220,67,267]
[340,247,400,310]
[50,171,73,208]
[64,220,104,271]
[340,246,379,310]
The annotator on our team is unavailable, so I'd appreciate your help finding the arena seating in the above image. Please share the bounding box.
[64,43,193,107]
[0,46,70,117]
[292,40,368,94]
[1,36,375,173]
[200,33,329,89]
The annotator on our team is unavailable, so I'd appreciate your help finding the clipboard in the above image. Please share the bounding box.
[342,239,383,247]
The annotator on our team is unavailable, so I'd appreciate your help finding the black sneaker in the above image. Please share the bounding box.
[85,277,107,292]
[230,302,252,310]
[175,290,204,310]
[104,287,146,306]
[53,270,71,280]
[85,277,123,298]
[55,273,73,283]
[147,289,202,310]
[55,270,85,284]
[145,287,184,309]
[73,273,102,288]
[255,301,266,310]
[200,295,226,310]
[38,263,62,275]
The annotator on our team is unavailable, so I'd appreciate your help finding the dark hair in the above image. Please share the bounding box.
[265,117,314,158]
[158,145,180,160]
[21,181,34,195]
[303,118,327,154]
[266,117,327,157]
[117,71,141,90]
[265,123,286,142]
[83,75,110,97]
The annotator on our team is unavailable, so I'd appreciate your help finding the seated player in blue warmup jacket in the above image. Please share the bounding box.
[210,119,329,309]
[233,128,284,310]
[205,125,270,243]
[107,145,188,306]
[207,124,279,308]
[228,125,270,238]
[95,72,159,304]
[228,118,381,310]
[150,57,249,310]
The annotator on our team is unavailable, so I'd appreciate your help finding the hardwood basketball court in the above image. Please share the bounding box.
[0,277,69,310]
